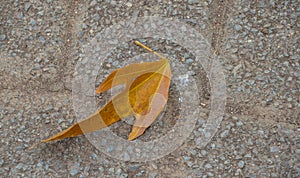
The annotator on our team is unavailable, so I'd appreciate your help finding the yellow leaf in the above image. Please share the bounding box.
[42,41,171,142]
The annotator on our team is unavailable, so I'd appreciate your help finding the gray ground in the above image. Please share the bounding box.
[1,0,299,177]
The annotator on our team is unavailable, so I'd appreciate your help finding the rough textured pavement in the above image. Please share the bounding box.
[0,0,299,177]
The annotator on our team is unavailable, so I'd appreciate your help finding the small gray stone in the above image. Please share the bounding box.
[17,12,23,19]
[120,173,128,178]
[235,24,242,31]
[190,149,197,155]
[207,172,214,177]
[150,173,157,178]
[291,54,298,60]
[183,156,190,161]
[248,80,255,85]
[107,145,114,152]
[1,34,6,41]
[124,2,133,8]
[211,143,215,149]
[238,160,245,168]
[38,10,44,16]
[98,166,104,172]
[236,121,243,127]
[0,159,4,166]
[188,0,198,4]
[90,0,97,6]
[185,58,193,64]
[186,161,193,168]
[205,163,212,169]
[220,130,229,138]
[151,164,158,170]
[90,153,98,160]
[116,168,122,176]
[45,105,53,111]
[270,146,279,152]
[45,28,51,33]
[129,165,140,171]
[70,169,79,176]
[200,150,207,156]
[124,152,130,161]
[193,130,201,137]
[16,163,23,170]
[224,160,230,164]
[195,137,202,145]
[108,167,114,173]
[24,3,31,12]
[30,19,36,26]
[112,60,119,66]
[231,48,238,53]
[244,153,251,158]
[39,36,46,44]
[136,170,144,176]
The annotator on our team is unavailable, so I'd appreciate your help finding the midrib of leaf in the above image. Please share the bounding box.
[127,61,169,137]
[127,59,169,94]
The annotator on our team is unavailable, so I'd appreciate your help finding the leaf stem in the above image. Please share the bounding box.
[134,40,166,59]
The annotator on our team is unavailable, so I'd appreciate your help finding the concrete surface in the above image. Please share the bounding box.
[0,0,299,177]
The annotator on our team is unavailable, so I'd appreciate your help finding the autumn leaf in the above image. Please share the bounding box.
[42,41,171,142]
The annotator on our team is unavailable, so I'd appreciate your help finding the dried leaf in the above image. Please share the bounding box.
[42,41,171,142]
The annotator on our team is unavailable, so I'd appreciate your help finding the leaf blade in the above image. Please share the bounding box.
[42,42,172,143]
